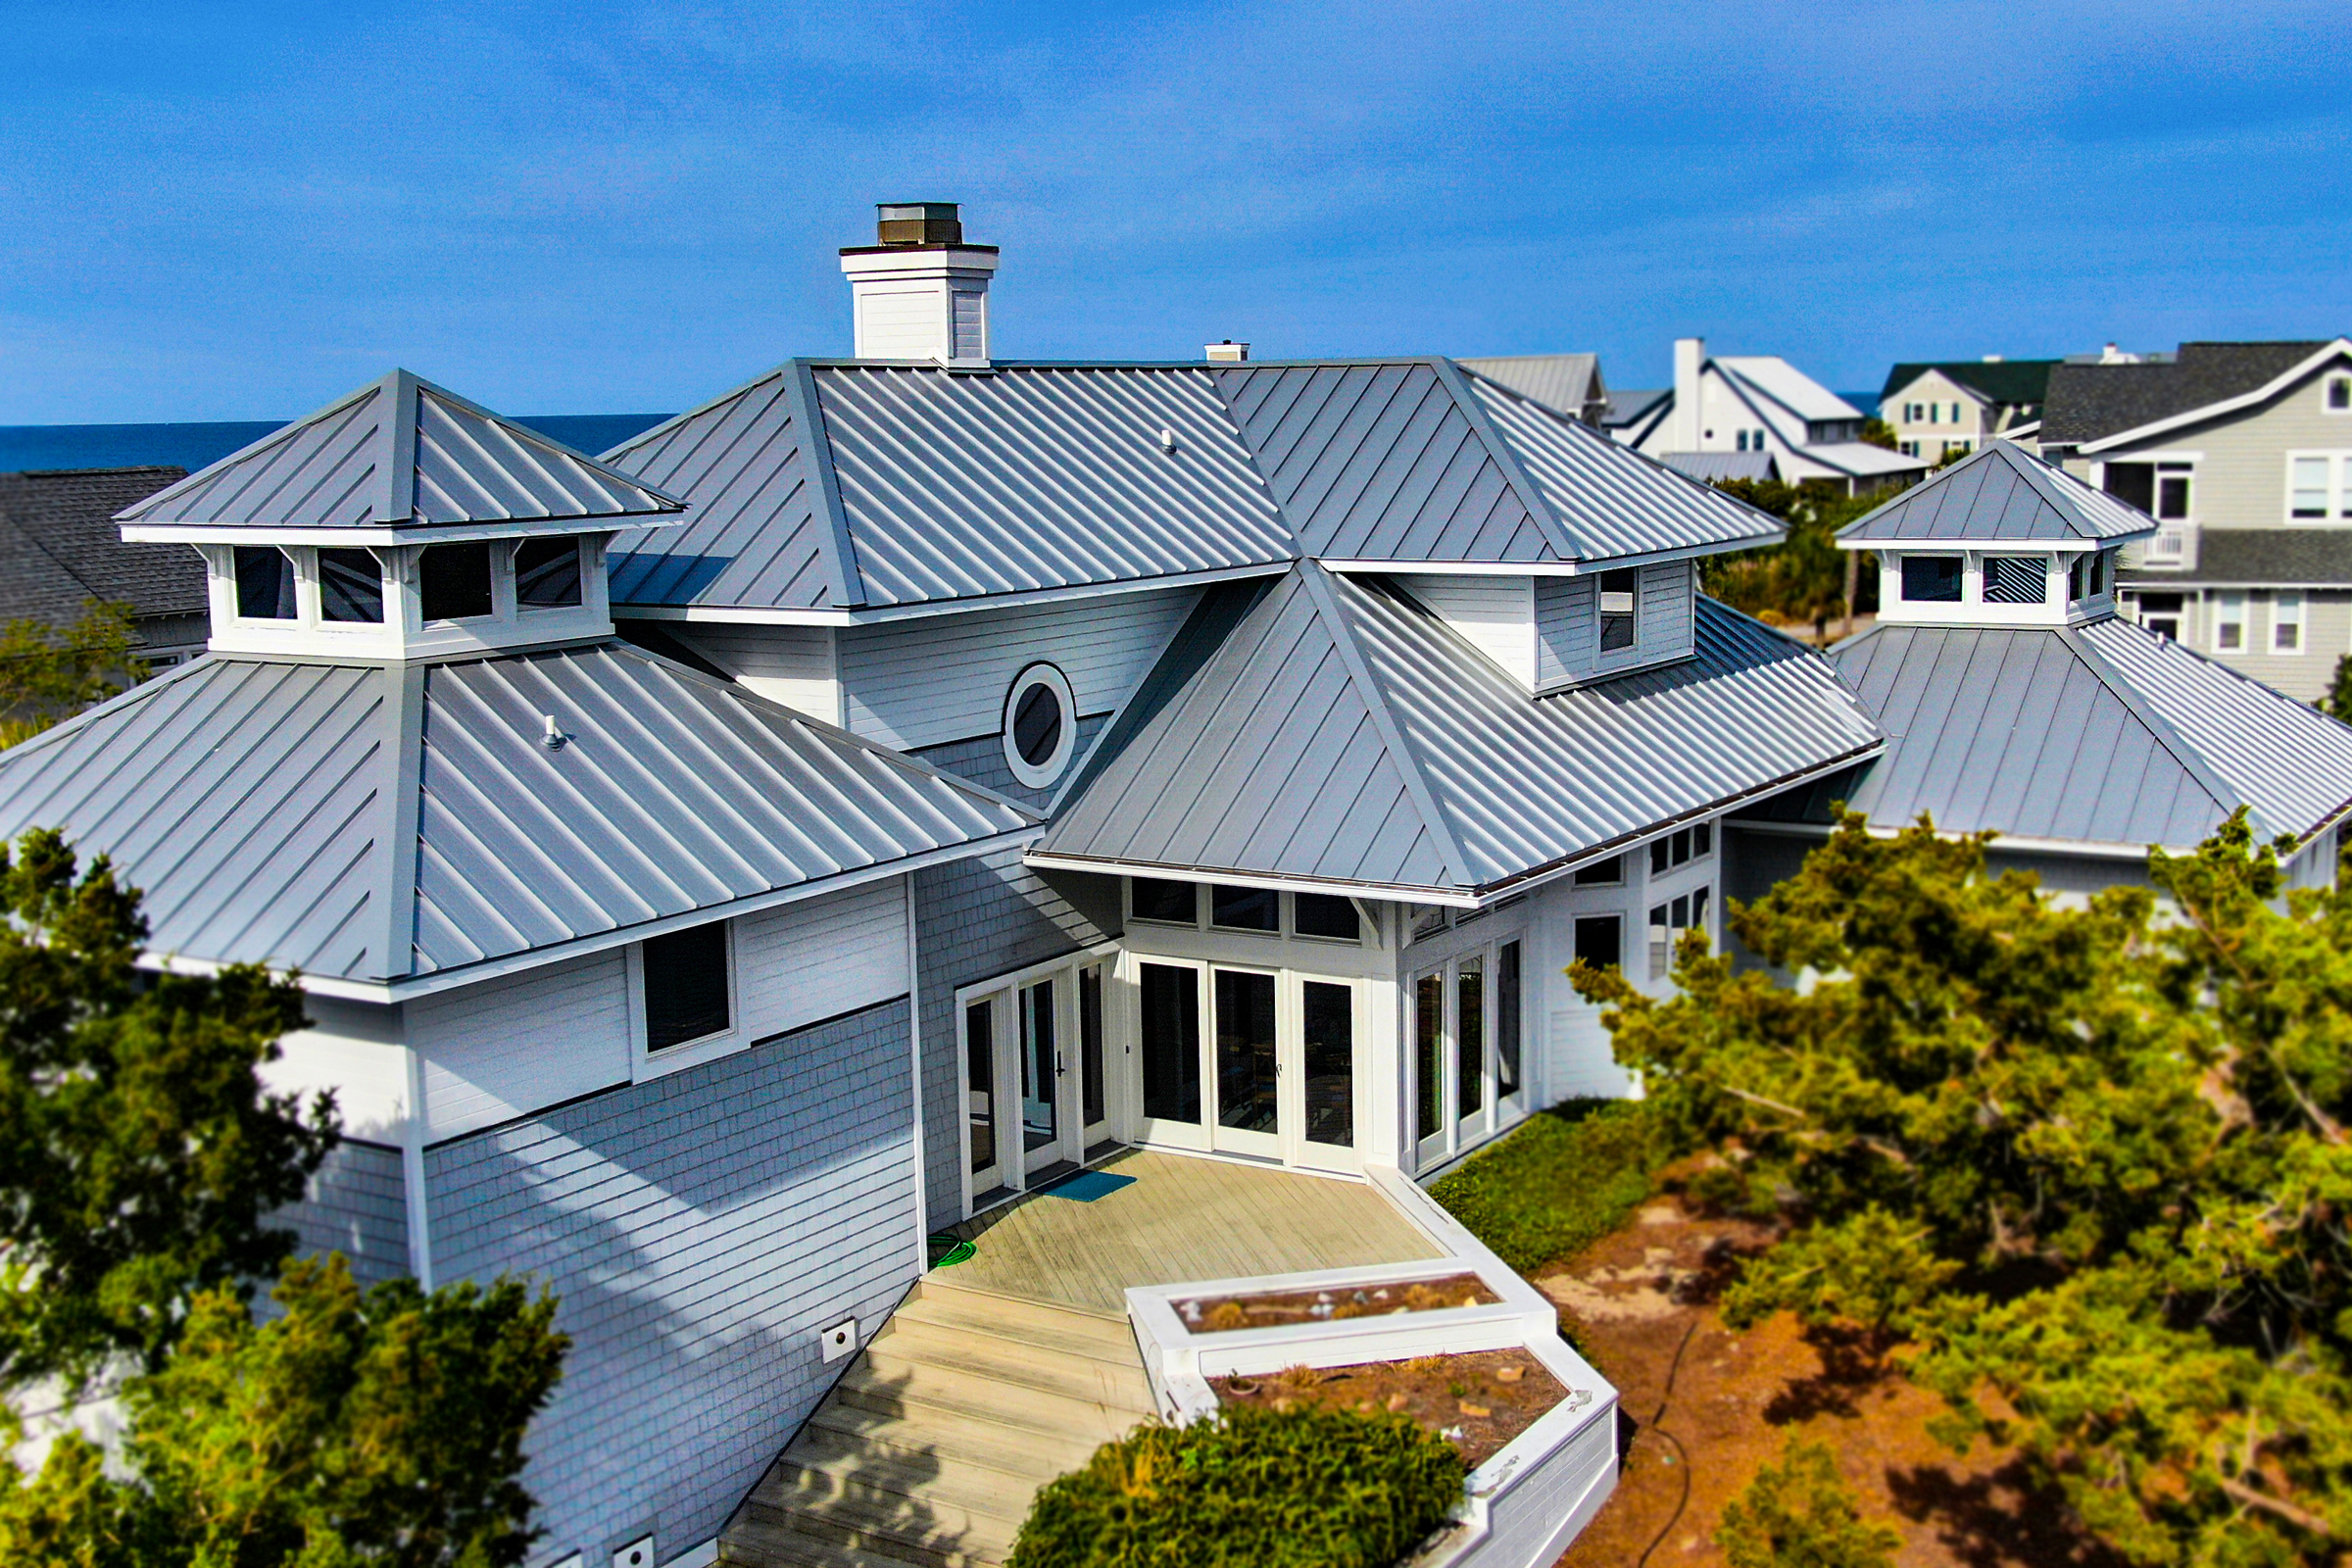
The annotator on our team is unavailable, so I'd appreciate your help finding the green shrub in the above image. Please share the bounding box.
[1428,1098,1667,1273]
[1716,1437,1901,1568]
[1007,1405,1463,1568]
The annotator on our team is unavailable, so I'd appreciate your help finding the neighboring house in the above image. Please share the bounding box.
[1729,441,2352,910]
[1879,358,2057,463]
[0,466,209,666]
[1454,354,1609,425]
[2037,338,2352,701]
[1608,338,1925,495]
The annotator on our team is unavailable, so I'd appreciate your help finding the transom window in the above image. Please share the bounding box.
[1002,662,1076,789]
[1648,821,1711,875]
[1572,855,1623,887]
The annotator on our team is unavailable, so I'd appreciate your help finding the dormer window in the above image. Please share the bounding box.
[1900,555,1963,603]
[1983,556,2047,605]
[318,548,385,623]
[234,547,297,619]
[516,538,584,609]
[1598,568,1639,651]
[420,543,495,622]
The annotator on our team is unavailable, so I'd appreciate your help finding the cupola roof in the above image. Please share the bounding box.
[1836,440,2154,550]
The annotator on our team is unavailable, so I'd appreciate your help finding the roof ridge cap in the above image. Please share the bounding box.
[1429,358,1590,562]
[785,361,866,610]
[1991,441,2106,537]
[1294,562,1473,892]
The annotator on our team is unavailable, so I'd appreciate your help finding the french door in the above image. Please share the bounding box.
[1134,957,1360,1170]
[963,959,1115,1200]
[1413,937,1526,1171]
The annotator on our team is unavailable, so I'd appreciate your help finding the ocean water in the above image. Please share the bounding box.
[0,413,672,475]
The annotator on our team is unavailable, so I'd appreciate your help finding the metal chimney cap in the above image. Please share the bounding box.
[875,202,963,246]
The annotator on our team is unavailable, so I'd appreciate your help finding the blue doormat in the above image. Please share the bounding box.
[1038,1170,1136,1202]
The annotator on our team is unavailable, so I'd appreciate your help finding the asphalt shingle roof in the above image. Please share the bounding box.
[2040,342,2331,446]
[1880,361,2057,408]
[2119,529,2352,587]
[0,466,203,624]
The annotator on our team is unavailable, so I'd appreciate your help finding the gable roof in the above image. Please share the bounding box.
[118,369,688,540]
[2041,341,2336,447]
[1663,452,1780,484]
[1454,354,1605,419]
[1827,618,2352,849]
[0,466,203,624]
[1837,440,2156,546]
[1880,361,2057,408]
[605,359,1781,614]
[1714,357,1862,424]
[0,642,1036,992]
[1032,564,1880,901]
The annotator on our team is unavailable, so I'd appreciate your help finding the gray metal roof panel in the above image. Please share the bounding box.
[1455,354,1603,419]
[1662,452,1780,484]
[1041,564,1880,895]
[120,370,686,530]
[1838,441,2153,545]
[0,643,1036,983]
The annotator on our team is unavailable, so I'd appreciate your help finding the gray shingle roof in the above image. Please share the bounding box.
[0,466,202,624]
[1837,441,2154,546]
[0,643,1037,985]
[1033,564,1880,899]
[120,369,688,535]
[1826,618,2352,847]
[2120,529,2352,587]
[2040,342,2332,446]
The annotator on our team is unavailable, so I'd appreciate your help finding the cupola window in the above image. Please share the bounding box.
[419,543,495,621]
[1900,555,1964,603]
[318,548,385,623]
[1983,556,2047,604]
[234,547,297,620]
[1002,662,1076,788]
[515,538,584,609]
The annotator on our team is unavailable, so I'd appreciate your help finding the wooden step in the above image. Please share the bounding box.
[720,1514,940,1568]
[828,1358,1146,1450]
[906,1280,1142,1359]
[774,1422,1058,1516]
[738,1476,1016,1568]
[804,1398,1101,1483]
[864,1319,1155,1412]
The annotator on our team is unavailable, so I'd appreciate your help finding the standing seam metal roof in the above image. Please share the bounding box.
[1838,441,2154,545]
[1035,564,1881,896]
[0,643,1037,984]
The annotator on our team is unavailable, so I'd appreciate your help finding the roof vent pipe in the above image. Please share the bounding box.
[1205,341,1250,363]
[841,201,1000,368]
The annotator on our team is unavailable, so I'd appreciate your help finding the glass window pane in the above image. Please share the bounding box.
[1080,966,1104,1129]
[1574,915,1621,970]
[1900,555,1963,602]
[234,546,297,619]
[1415,973,1444,1142]
[1455,957,1484,1126]
[2156,476,2190,520]
[1293,892,1361,941]
[318,548,384,623]
[1130,878,1196,924]
[419,543,494,620]
[1209,885,1277,932]
[1139,964,1201,1124]
[1649,839,1669,875]
[1572,856,1622,887]
[1648,904,1671,979]
[1983,556,2048,604]
[2102,463,2154,512]
[1020,980,1056,1153]
[1012,681,1063,766]
[2292,458,2328,518]
[1302,981,1354,1148]
[644,923,729,1051]
[1693,822,1712,858]
[1671,828,1690,865]
[1213,970,1277,1134]
[515,538,583,608]
[1496,942,1522,1099]
[966,1002,997,1175]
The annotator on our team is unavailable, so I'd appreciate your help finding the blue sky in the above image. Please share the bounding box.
[2,0,2346,422]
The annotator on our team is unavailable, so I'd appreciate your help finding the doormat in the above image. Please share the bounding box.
[1037,1170,1136,1202]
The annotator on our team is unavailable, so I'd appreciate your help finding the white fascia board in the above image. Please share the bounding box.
[1322,531,1783,576]
[2080,339,2352,455]
[612,561,1294,626]
[1018,853,1483,909]
[1728,816,2188,863]
[122,517,681,547]
[1840,536,2143,554]
[136,827,1045,1004]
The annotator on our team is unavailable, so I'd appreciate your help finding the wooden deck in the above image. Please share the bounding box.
[941,1149,1444,1315]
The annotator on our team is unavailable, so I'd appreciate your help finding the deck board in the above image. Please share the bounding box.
[941,1150,1442,1315]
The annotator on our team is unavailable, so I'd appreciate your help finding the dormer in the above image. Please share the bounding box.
[117,370,686,661]
[1388,561,1699,693]
[1836,441,2157,630]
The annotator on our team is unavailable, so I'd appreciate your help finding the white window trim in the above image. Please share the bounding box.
[626,919,746,1082]
[2273,591,2306,655]
[2283,451,2352,526]
[2213,591,2247,655]
[1003,662,1077,789]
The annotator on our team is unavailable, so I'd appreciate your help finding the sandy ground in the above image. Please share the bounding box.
[1544,1198,2123,1568]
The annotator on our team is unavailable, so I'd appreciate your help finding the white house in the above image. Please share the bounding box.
[1610,337,1925,494]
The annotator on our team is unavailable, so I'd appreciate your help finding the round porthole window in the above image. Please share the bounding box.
[1003,662,1076,789]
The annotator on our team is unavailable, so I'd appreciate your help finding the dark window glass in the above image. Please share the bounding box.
[1293,892,1361,941]
[1572,856,1622,887]
[1984,556,2047,604]
[1650,838,1669,875]
[1080,966,1104,1129]
[1694,821,1712,858]
[419,542,494,620]
[2156,475,2190,520]
[1455,957,1485,1125]
[1496,941,1522,1098]
[2102,462,2155,513]
[1900,555,1963,603]
[966,1003,997,1175]
[1302,981,1354,1148]
[1139,963,1200,1124]
[643,923,729,1051]
[234,546,297,619]
[1573,915,1621,970]
[318,548,384,623]
[1012,680,1063,766]
[1209,884,1277,932]
[1598,566,1638,652]
[1414,972,1444,1142]
[2069,555,2086,600]
[1020,980,1055,1152]
[2331,378,2350,411]
[1214,970,1278,1134]
[2139,593,2184,614]
[515,538,583,608]
[1130,878,1197,924]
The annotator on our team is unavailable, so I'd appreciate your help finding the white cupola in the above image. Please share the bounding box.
[115,369,687,662]
[839,202,998,368]
[1836,441,2157,630]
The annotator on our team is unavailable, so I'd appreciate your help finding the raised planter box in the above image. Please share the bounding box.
[1127,1250,1618,1568]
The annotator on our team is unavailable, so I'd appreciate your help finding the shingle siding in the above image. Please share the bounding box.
[274,1137,410,1288]
[912,713,1108,812]
[424,999,918,1566]
[910,846,1119,1220]
[1535,563,1694,689]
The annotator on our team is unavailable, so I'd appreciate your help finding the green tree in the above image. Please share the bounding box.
[0,604,146,748]
[2324,652,2352,724]
[0,828,339,1388]
[1700,480,1901,640]
[1717,1437,1901,1568]
[1573,812,2352,1564]
[1858,417,1898,452]
[0,1256,567,1568]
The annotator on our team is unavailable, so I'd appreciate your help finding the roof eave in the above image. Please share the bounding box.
[2078,338,2352,455]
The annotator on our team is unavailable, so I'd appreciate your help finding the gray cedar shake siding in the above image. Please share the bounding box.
[272,1140,410,1289]
[425,998,918,1566]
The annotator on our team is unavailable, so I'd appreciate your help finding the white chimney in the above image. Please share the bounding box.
[1670,336,1705,451]
[840,203,999,367]
[1205,341,1250,363]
